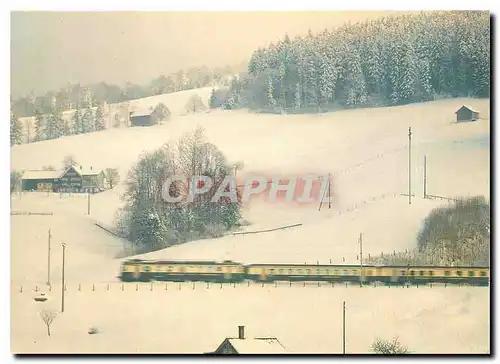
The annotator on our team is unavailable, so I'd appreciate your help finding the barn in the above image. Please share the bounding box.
[21,170,62,192]
[455,105,480,122]
[130,109,156,127]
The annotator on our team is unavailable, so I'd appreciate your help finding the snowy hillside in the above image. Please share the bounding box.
[10,93,490,353]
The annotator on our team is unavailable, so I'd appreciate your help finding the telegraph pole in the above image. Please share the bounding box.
[328,173,331,209]
[87,192,91,215]
[342,301,346,354]
[47,229,52,286]
[408,127,412,205]
[61,243,66,313]
[359,233,363,286]
[423,155,427,199]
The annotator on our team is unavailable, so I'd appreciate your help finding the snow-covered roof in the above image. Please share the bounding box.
[214,338,288,354]
[22,169,63,180]
[130,109,153,118]
[456,105,479,113]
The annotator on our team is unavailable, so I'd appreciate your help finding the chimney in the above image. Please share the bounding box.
[238,326,245,340]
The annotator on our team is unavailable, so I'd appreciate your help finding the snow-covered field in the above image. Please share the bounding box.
[10,93,490,354]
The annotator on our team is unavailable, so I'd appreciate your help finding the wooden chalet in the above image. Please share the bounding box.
[130,109,156,126]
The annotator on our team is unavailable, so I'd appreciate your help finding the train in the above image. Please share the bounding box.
[119,259,490,286]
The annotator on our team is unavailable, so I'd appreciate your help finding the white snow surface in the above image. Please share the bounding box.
[10,92,490,354]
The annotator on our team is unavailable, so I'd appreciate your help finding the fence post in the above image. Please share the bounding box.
[136,284,138,291]
[78,284,81,292]
[93,284,95,291]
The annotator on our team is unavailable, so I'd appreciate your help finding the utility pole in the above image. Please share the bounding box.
[342,301,346,355]
[61,243,66,313]
[47,228,52,286]
[328,173,331,209]
[423,155,427,199]
[359,233,363,286]
[408,127,412,205]
[87,192,91,215]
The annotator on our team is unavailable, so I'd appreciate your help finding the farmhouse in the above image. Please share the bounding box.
[58,165,105,193]
[455,105,480,122]
[206,326,288,354]
[21,166,105,193]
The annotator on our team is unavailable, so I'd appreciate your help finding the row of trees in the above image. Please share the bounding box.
[212,11,490,112]
[11,100,173,145]
[115,127,242,254]
[366,196,490,267]
[11,62,246,118]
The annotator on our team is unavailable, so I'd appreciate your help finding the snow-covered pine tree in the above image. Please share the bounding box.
[95,103,105,131]
[294,82,302,110]
[82,107,94,133]
[266,75,276,108]
[34,108,45,141]
[10,111,23,145]
[71,109,82,134]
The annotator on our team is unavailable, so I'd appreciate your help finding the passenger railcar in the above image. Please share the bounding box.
[119,259,489,286]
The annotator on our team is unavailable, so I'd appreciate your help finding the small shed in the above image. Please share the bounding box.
[206,326,288,355]
[455,105,479,122]
[21,170,62,192]
[130,109,156,127]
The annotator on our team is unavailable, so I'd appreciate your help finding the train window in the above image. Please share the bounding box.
[419,270,424,276]
[444,271,450,277]
[456,271,463,277]
[306,269,311,275]
[400,270,406,276]
[217,267,222,272]
[298,269,303,274]
[144,266,151,272]
[288,268,293,274]
[156,265,163,272]
[279,269,284,274]
[428,271,434,276]
[410,270,415,276]
[468,271,475,277]
[480,271,487,277]
[166,266,173,272]
[351,270,356,276]
[366,270,372,276]
[325,269,329,275]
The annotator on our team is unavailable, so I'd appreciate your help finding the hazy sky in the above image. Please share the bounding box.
[11,11,406,98]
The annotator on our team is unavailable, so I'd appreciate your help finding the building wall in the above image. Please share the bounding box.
[131,115,153,126]
[456,108,478,122]
[22,178,57,191]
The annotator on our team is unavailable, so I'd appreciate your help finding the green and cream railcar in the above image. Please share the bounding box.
[120,259,246,282]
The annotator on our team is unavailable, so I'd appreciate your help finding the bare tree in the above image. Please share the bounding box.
[372,337,410,354]
[105,168,120,189]
[62,155,78,169]
[152,103,171,124]
[185,94,207,114]
[10,170,23,194]
[40,309,57,337]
